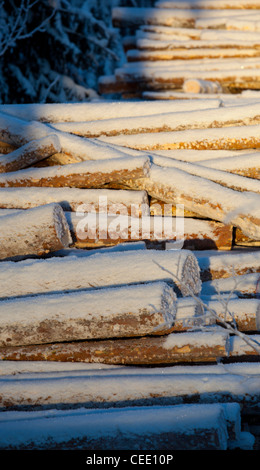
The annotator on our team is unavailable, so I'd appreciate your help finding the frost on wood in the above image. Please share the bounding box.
[0,203,72,260]
[0,282,177,347]
[0,249,201,299]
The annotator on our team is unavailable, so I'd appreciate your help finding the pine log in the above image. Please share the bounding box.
[0,362,258,410]
[172,297,214,331]
[183,79,223,94]
[112,7,250,28]
[197,250,260,281]
[0,282,176,347]
[155,1,260,9]
[0,329,229,365]
[98,124,260,151]
[226,15,260,31]
[150,197,202,218]
[121,165,260,241]
[136,37,260,51]
[0,187,149,217]
[0,111,138,162]
[0,249,201,299]
[0,404,232,450]
[0,135,61,173]
[127,47,260,62]
[146,154,260,194]
[234,228,260,247]
[52,102,260,138]
[0,203,72,260]
[201,273,260,298]
[0,99,222,123]
[228,334,260,357]
[68,213,233,250]
[204,298,260,331]
[198,153,260,179]
[0,156,150,188]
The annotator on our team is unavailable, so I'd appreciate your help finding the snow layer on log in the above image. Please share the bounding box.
[0,404,230,450]
[0,156,150,188]
[0,99,222,123]
[201,273,260,297]
[127,164,260,241]
[0,187,149,216]
[0,135,61,173]
[155,1,260,9]
[198,250,260,281]
[0,282,176,347]
[53,102,260,138]
[0,203,72,260]
[0,328,229,365]
[204,298,260,331]
[0,249,201,299]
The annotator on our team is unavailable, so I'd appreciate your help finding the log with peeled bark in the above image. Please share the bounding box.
[0,329,229,365]
[0,249,201,299]
[228,334,260,358]
[172,297,214,331]
[204,298,260,331]
[136,37,260,51]
[0,135,61,173]
[0,282,176,347]
[0,187,149,217]
[201,273,260,298]
[121,164,260,241]
[0,111,140,162]
[198,153,260,179]
[67,212,233,250]
[234,228,260,247]
[183,79,223,94]
[127,47,260,62]
[0,156,150,189]
[146,154,260,194]
[98,124,260,151]
[155,1,260,9]
[0,203,72,260]
[0,99,222,123]
[0,405,235,451]
[197,250,260,281]
[149,197,202,218]
[52,102,260,138]
[112,7,251,28]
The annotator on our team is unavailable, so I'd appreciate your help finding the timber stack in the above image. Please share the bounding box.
[0,1,260,450]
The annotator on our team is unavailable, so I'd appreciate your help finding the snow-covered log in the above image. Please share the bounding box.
[112,7,250,28]
[197,250,260,281]
[172,297,214,331]
[0,329,229,365]
[99,123,260,151]
[183,79,223,94]
[204,298,260,331]
[0,203,72,260]
[0,282,176,347]
[0,99,222,123]
[0,404,232,450]
[122,165,260,241]
[147,154,260,194]
[198,152,260,179]
[0,156,150,189]
[201,273,260,298]
[155,1,260,9]
[0,249,201,299]
[229,334,260,357]
[0,136,61,173]
[65,212,233,250]
[53,102,260,138]
[0,187,149,217]
[0,362,258,414]
[127,47,260,62]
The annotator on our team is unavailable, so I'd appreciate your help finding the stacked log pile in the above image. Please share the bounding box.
[0,79,260,448]
[100,1,260,98]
